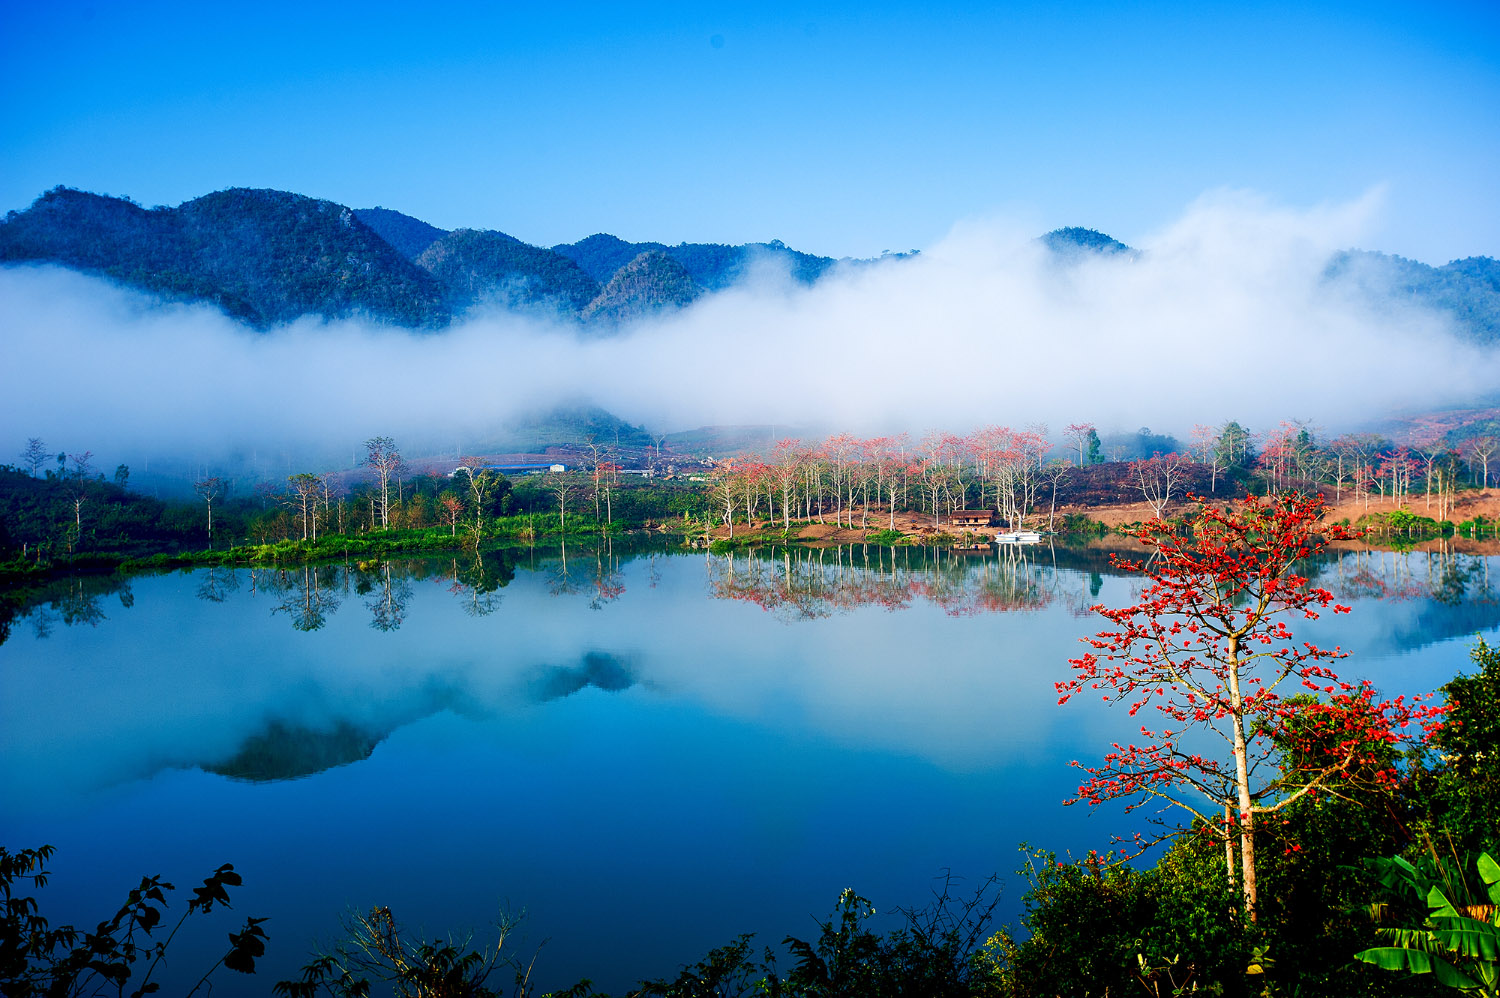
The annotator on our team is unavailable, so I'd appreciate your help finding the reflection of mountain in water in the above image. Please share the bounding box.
[195,651,641,783]
[1398,598,1500,653]
[206,719,382,782]
[529,652,638,701]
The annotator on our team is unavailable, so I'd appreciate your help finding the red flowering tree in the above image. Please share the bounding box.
[1057,493,1436,920]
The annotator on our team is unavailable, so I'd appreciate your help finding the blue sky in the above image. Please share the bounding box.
[2,1,1497,262]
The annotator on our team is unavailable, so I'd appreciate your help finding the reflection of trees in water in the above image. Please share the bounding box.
[589,539,626,611]
[706,543,1056,619]
[1317,547,1495,607]
[56,577,106,627]
[362,562,413,631]
[1300,547,1500,653]
[444,551,514,617]
[195,566,241,603]
[28,606,57,639]
[270,564,343,631]
[547,538,581,599]
[13,574,134,643]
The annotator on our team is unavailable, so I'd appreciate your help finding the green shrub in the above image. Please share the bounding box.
[0,845,268,998]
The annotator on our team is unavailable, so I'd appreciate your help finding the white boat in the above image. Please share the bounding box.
[994,530,1042,545]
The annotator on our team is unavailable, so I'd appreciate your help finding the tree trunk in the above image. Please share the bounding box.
[1224,804,1237,891]
[1227,638,1258,919]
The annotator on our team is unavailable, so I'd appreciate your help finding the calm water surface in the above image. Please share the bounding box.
[1,540,1494,994]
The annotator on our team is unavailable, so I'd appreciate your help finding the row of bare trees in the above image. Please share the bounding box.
[703,428,1069,533]
[703,418,1496,533]
[1234,421,1494,517]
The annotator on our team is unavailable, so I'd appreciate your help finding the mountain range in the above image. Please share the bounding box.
[2,187,1496,345]
[0,187,860,330]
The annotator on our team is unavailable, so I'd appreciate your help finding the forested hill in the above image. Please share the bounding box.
[1038,227,1498,346]
[0,187,453,328]
[352,206,447,260]
[1324,250,1500,346]
[1042,226,1134,257]
[415,228,602,316]
[0,187,849,330]
[3,186,1496,344]
[582,251,701,323]
[552,233,838,289]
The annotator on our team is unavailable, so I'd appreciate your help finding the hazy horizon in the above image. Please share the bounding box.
[5,189,1497,476]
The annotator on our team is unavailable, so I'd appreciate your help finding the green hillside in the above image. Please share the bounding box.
[581,250,701,323]
[553,233,670,283]
[1042,226,1134,256]
[352,206,448,259]
[0,187,452,328]
[415,228,600,315]
[1325,249,1500,345]
[554,234,838,291]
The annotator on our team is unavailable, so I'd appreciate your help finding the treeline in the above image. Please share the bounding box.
[1,435,716,574]
[0,460,210,564]
[698,418,1498,535]
[1183,419,1496,518]
[7,414,1497,574]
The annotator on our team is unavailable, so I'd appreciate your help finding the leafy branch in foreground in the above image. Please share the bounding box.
[1356,846,1500,996]
[274,904,537,998]
[631,877,1006,998]
[0,844,267,998]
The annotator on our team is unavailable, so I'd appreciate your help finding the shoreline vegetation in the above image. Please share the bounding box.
[3,461,1498,590]
[3,499,1494,590]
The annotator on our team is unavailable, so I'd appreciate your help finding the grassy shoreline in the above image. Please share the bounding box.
[2,504,1489,592]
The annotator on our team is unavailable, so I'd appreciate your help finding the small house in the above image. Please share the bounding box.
[949,510,995,529]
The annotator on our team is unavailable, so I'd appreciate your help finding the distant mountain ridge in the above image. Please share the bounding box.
[1323,250,1500,345]
[353,206,447,259]
[0,187,857,330]
[2,186,1495,345]
[553,232,838,289]
[0,187,452,328]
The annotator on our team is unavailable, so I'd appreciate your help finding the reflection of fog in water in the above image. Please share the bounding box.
[1,542,1493,807]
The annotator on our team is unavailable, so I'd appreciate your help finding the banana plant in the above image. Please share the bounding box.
[1355,849,1500,995]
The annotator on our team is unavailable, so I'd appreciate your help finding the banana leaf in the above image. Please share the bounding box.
[1354,946,1482,990]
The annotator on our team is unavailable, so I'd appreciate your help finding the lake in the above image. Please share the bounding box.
[1,539,1494,994]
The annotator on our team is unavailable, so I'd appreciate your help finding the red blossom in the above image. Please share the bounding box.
[1057,492,1438,918]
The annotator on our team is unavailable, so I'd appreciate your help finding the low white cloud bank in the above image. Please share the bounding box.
[2,188,1494,465]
